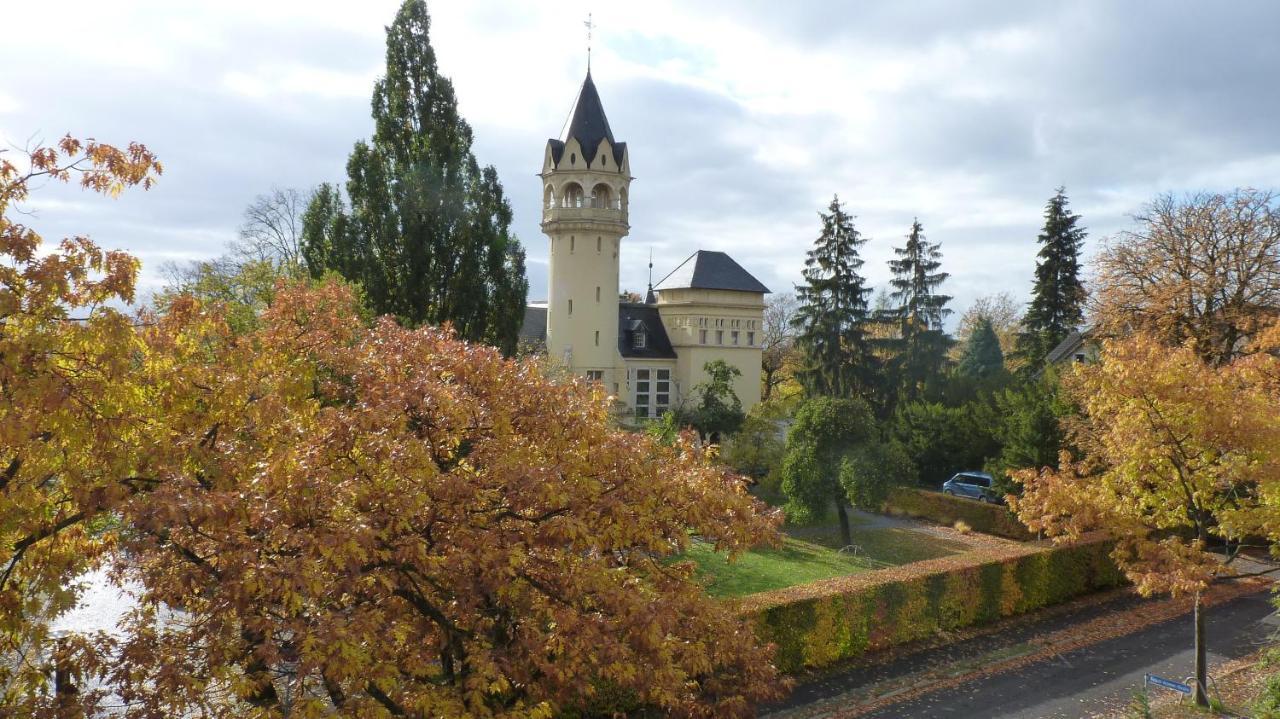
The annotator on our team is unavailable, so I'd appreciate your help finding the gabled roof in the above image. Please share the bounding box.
[653,250,771,294]
[618,303,676,359]
[1045,327,1093,364]
[518,305,547,346]
[548,70,626,168]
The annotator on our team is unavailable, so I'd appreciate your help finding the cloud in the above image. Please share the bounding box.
[4,0,1279,327]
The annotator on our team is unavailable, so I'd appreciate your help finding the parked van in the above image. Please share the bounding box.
[941,472,1001,503]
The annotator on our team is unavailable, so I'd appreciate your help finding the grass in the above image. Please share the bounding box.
[682,536,875,598]
[682,516,971,598]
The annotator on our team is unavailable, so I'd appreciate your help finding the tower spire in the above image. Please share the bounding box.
[583,13,594,70]
[646,247,656,304]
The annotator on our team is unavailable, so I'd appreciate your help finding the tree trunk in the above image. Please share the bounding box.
[1193,591,1208,707]
[835,501,852,548]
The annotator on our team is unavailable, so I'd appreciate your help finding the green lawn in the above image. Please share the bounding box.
[683,520,970,598]
[682,536,876,598]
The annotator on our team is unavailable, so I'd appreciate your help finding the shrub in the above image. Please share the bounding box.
[742,537,1124,673]
[882,487,1034,540]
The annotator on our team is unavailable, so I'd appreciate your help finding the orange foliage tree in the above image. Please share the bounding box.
[1011,331,1280,706]
[1,137,785,717]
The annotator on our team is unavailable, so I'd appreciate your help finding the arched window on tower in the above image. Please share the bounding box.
[544,185,555,209]
[618,187,628,212]
[590,183,612,209]
[563,183,584,209]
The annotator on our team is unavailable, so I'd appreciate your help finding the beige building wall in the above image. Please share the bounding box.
[540,138,631,390]
[656,287,765,415]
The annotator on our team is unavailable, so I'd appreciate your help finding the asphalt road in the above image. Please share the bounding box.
[767,588,1277,719]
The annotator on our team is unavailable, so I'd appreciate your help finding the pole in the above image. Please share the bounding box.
[1193,591,1208,707]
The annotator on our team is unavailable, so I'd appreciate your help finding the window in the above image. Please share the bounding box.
[716,330,723,344]
[1074,353,1086,362]
[747,331,755,346]
[632,331,647,349]
[597,236,602,252]
[596,286,601,302]
[655,370,671,412]
[699,329,708,344]
[568,299,573,316]
[586,370,603,382]
[731,330,739,345]
[570,153,576,165]
[570,236,575,253]
[594,330,599,346]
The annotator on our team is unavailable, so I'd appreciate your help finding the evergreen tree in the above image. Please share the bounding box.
[957,316,1004,379]
[792,196,874,398]
[301,0,528,354]
[1014,188,1087,368]
[881,219,952,402]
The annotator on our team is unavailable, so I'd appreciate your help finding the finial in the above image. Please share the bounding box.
[584,13,594,70]
[646,247,655,303]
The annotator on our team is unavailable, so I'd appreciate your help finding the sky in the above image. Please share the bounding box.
[4,0,1280,325]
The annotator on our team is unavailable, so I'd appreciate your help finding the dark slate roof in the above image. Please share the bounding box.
[1045,327,1092,364]
[549,70,626,168]
[652,250,771,294]
[518,305,547,344]
[618,303,677,359]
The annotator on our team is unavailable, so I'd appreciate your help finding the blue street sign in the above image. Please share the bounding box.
[1145,674,1192,695]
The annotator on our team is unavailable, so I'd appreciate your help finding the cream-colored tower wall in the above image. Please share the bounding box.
[656,287,765,415]
[540,140,631,388]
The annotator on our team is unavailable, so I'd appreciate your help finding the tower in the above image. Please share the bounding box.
[540,70,631,385]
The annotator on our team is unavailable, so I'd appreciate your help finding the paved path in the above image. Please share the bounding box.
[764,586,1276,719]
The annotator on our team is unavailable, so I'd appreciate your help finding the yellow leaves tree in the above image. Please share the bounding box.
[1,136,161,713]
[2,136,785,717]
[1011,331,1280,706]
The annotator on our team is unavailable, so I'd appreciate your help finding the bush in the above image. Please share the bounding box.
[882,487,1034,540]
[742,537,1124,673]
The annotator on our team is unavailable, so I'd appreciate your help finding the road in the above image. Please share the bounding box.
[765,586,1276,719]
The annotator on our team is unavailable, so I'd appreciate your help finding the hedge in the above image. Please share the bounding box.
[740,535,1124,673]
[882,486,1035,540]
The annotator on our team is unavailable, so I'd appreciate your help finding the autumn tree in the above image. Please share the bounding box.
[3,140,785,716]
[761,292,800,401]
[1011,332,1280,706]
[1014,188,1087,369]
[0,136,161,713]
[302,0,528,355]
[792,196,874,399]
[1093,188,1280,366]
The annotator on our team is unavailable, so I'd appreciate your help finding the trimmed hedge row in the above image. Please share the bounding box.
[741,537,1124,673]
[882,486,1035,540]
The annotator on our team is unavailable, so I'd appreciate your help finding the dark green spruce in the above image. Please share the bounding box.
[792,196,874,398]
[957,316,1004,379]
[881,218,952,403]
[301,0,528,354]
[1014,188,1086,369]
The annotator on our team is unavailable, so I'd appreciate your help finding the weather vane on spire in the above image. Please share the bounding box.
[584,13,595,69]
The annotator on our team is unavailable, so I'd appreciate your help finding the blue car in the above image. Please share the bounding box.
[942,471,1001,503]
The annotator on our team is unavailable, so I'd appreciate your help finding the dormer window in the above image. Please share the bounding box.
[632,329,647,349]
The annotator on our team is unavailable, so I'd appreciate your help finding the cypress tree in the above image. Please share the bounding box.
[881,219,952,402]
[957,316,1004,379]
[301,0,528,354]
[792,196,874,398]
[1015,188,1086,368]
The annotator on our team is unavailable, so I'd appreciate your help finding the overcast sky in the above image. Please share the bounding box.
[5,1,1279,323]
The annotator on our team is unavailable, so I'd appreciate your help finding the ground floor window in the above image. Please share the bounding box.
[586,370,603,382]
[633,368,672,418]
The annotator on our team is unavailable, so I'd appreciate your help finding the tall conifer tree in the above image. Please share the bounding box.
[879,219,951,403]
[957,316,1004,379]
[792,196,874,398]
[301,0,528,354]
[1015,188,1087,368]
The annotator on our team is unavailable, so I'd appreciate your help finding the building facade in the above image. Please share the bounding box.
[523,70,770,420]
